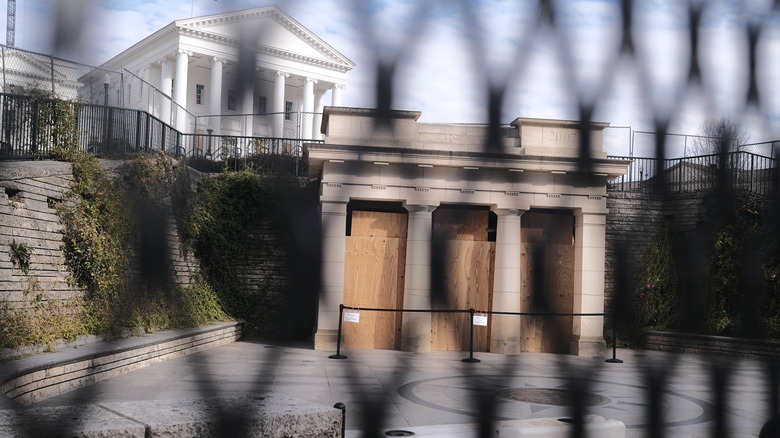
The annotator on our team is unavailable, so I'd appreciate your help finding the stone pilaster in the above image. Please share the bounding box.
[401,203,437,352]
[570,210,607,357]
[490,208,524,354]
[313,199,348,351]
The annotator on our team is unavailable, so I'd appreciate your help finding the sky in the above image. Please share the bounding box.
[1,0,779,142]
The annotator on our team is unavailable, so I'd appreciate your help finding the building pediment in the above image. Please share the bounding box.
[176,6,355,72]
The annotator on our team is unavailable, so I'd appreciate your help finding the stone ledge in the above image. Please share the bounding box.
[1,322,242,407]
[0,394,341,437]
[645,331,780,359]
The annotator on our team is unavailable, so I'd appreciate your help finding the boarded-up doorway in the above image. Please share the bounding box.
[343,206,407,349]
[520,209,574,353]
[431,206,496,352]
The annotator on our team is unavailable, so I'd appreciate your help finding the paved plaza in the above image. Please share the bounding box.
[27,341,771,437]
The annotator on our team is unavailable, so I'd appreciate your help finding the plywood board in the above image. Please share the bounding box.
[343,210,407,350]
[351,210,408,238]
[432,208,488,241]
[431,241,495,352]
[520,211,574,353]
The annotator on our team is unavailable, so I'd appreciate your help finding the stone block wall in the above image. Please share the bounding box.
[604,191,711,313]
[0,161,79,309]
[645,330,780,359]
[0,160,200,311]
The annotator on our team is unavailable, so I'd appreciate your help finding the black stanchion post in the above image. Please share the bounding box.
[329,304,348,359]
[462,308,480,363]
[606,311,623,363]
[333,402,346,437]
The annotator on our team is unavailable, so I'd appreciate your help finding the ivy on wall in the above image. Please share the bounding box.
[58,151,230,336]
[176,170,319,339]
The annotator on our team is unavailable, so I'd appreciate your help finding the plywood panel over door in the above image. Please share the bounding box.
[431,208,495,352]
[520,210,574,353]
[343,211,407,350]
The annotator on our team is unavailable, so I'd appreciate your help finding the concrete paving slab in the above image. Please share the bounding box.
[0,404,146,437]
[4,338,775,437]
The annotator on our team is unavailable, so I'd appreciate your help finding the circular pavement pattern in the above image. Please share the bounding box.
[499,388,608,407]
[397,375,716,429]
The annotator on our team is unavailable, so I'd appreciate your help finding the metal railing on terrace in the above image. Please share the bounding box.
[607,151,778,196]
[0,92,319,175]
[603,126,780,160]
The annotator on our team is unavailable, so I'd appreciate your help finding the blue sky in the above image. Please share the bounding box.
[2,0,779,141]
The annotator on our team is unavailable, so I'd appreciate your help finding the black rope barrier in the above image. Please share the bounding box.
[329,304,623,363]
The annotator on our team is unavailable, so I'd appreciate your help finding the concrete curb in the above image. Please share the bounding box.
[0,322,242,408]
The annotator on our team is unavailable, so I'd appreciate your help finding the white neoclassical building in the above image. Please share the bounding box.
[83,6,354,139]
[0,48,82,99]
[307,107,631,357]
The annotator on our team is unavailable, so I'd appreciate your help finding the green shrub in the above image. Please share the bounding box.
[631,224,681,336]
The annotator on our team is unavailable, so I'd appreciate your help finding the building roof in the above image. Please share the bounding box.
[98,5,355,74]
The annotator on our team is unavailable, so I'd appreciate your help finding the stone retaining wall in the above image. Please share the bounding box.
[1,322,242,406]
[0,160,200,309]
[0,161,78,308]
[645,330,780,360]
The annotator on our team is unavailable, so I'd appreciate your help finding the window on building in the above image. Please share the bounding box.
[285,101,293,120]
[227,90,236,111]
[196,84,204,105]
[258,96,267,114]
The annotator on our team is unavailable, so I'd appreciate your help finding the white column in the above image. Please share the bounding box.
[331,84,344,106]
[401,203,437,352]
[272,71,288,140]
[314,199,348,351]
[490,208,525,354]
[302,77,317,140]
[571,210,608,357]
[173,49,192,131]
[242,76,255,139]
[159,57,173,125]
[141,67,151,112]
[209,57,224,133]
[313,89,326,140]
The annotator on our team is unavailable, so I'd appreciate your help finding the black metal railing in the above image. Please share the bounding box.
[608,151,778,196]
[0,92,321,175]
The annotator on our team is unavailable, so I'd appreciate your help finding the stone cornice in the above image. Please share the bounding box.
[307,143,632,178]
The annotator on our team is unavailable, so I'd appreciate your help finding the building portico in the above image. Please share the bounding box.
[84,6,354,139]
[308,107,631,357]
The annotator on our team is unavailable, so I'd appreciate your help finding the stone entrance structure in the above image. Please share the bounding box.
[307,107,630,356]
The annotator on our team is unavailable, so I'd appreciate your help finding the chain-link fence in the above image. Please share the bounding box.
[2,1,780,437]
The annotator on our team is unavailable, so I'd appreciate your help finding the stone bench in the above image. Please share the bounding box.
[1,322,242,407]
[0,395,342,437]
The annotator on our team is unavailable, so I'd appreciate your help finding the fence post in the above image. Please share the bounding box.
[329,304,347,360]
[50,58,55,96]
[2,46,6,92]
[462,308,480,363]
